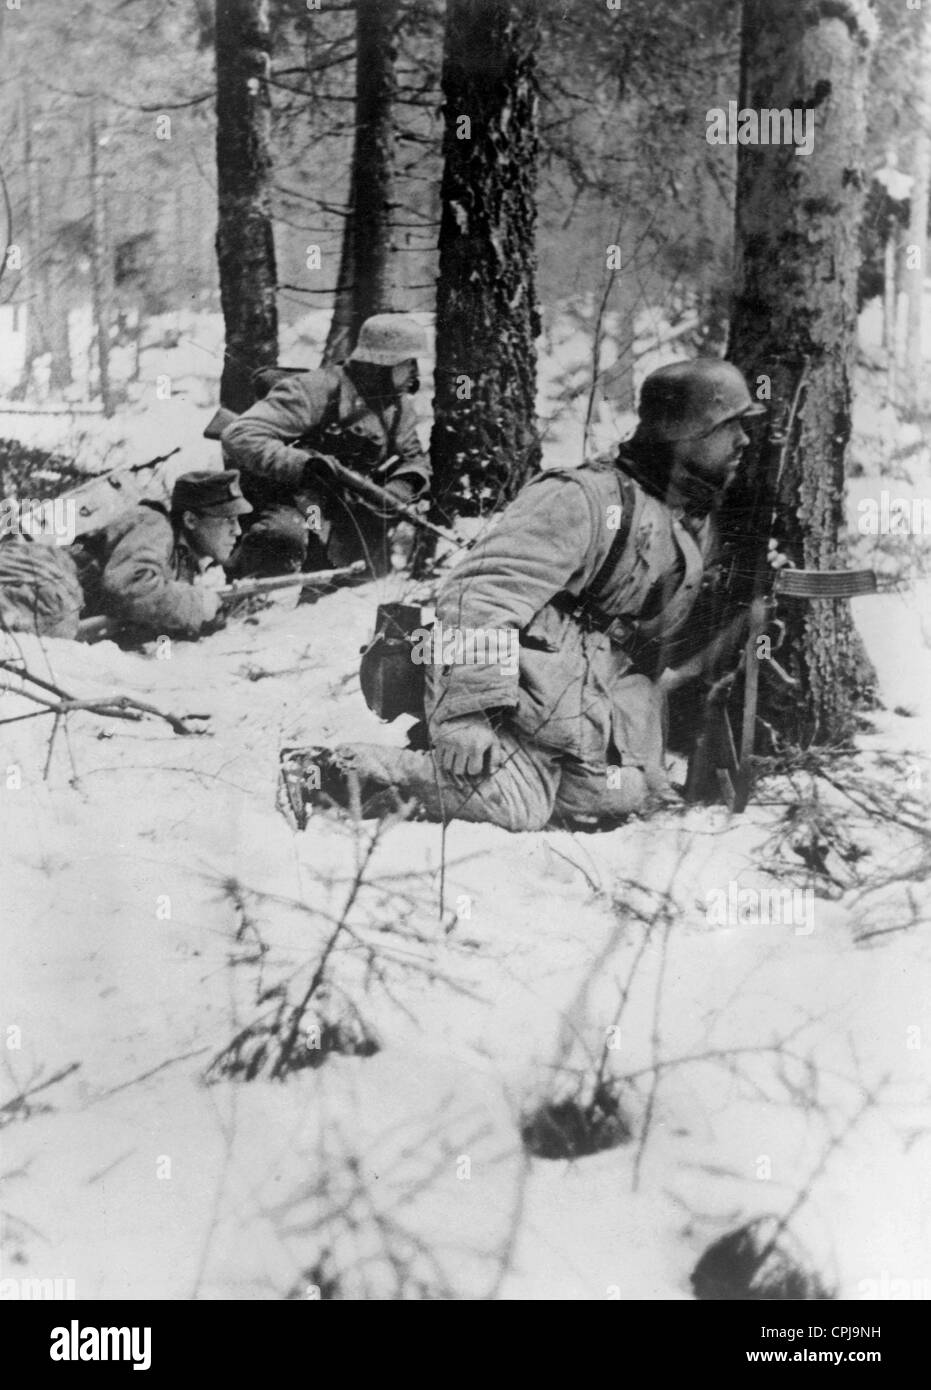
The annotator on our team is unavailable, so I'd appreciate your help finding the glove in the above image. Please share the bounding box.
[301,452,338,488]
[357,475,419,520]
[192,562,226,623]
[382,478,416,506]
[197,586,222,623]
[194,561,227,593]
[433,714,505,778]
[364,476,417,519]
[766,537,795,571]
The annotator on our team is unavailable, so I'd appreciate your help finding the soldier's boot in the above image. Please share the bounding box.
[277,745,414,830]
[278,738,560,833]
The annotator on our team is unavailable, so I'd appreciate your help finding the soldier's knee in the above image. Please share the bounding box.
[601,765,650,814]
[481,761,555,832]
[552,763,650,828]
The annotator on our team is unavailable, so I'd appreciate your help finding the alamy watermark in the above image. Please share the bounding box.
[0,1274,76,1299]
[705,882,815,936]
[0,496,77,546]
[857,1271,931,1300]
[706,102,815,158]
[857,492,931,536]
[410,621,519,676]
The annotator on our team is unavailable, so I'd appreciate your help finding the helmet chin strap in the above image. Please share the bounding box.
[623,434,723,518]
[670,464,722,515]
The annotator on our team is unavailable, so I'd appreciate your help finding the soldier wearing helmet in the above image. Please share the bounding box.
[221,314,431,578]
[280,358,765,834]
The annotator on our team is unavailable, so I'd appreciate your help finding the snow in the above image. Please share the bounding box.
[1,311,930,1302]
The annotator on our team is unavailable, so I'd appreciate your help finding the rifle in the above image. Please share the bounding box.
[206,393,464,550]
[64,447,183,538]
[75,561,366,643]
[684,359,877,811]
[320,454,463,549]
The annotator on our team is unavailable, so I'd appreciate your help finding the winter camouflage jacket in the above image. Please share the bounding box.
[91,502,218,638]
[426,452,718,779]
[0,536,83,639]
[220,365,430,511]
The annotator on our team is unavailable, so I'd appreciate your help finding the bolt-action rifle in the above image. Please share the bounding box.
[206,390,462,551]
[75,560,366,643]
[683,359,877,812]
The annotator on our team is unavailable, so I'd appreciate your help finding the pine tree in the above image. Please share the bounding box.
[323,0,400,365]
[431,0,541,518]
[727,0,879,744]
[215,0,279,412]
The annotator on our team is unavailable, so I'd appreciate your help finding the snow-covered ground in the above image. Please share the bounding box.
[1,309,930,1301]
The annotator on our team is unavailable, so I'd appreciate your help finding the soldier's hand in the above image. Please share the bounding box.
[199,587,222,623]
[767,538,794,570]
[192,563,226,624]
[196,562,227,593]
[367,476,417,520]
[434,715,505,778]
[383,478,415,506]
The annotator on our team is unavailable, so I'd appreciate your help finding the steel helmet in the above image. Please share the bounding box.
[637,359,766,442]
[348,315,428,366]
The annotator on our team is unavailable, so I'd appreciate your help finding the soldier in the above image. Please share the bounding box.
[75,469,252,641]
[279,359,766,833]
[220,313,431,578]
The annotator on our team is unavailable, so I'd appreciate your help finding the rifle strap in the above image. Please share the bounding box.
[568,473,639,632]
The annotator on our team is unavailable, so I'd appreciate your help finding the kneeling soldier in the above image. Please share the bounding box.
[280,359,765,833]
[221,313,431,578]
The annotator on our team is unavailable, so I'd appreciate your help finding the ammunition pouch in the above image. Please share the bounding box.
[359,602,427,723]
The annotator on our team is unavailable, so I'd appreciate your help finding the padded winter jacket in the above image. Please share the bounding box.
[427,453,717,778]
[0,536,83,638]
[95,503,216,638]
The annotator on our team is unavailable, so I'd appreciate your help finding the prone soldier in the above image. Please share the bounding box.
[73,469,252,641]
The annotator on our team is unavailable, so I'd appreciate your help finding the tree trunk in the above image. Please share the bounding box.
[904,7,931,413]
[18,89,70,398]
[20,90,48,393]
[89,107,114,418]
[45,253,72,396]
[727,0,878,745]
[883,220,897,399]
[215,0,278,413]
[322,0,399,366]
[430,0,541,519]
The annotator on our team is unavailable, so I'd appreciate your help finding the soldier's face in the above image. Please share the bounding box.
[673,416,750,489]
[390,359,419,395]
[185,512,242,562]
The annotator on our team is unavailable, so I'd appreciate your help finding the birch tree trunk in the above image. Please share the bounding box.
[19,90,71,398]
[727,0,878,744]
[215,0,278,413]
[430,0,541,519]
[904,6,931,412]
[89,107,114,417]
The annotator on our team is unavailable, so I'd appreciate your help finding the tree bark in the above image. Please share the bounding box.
[322,0,399,366]
[215,0,278,413]
[904,7,931,412]
[727,0,878,745]
[88,106,114,417]
[430,0,542,519]
[19,90,71,398]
